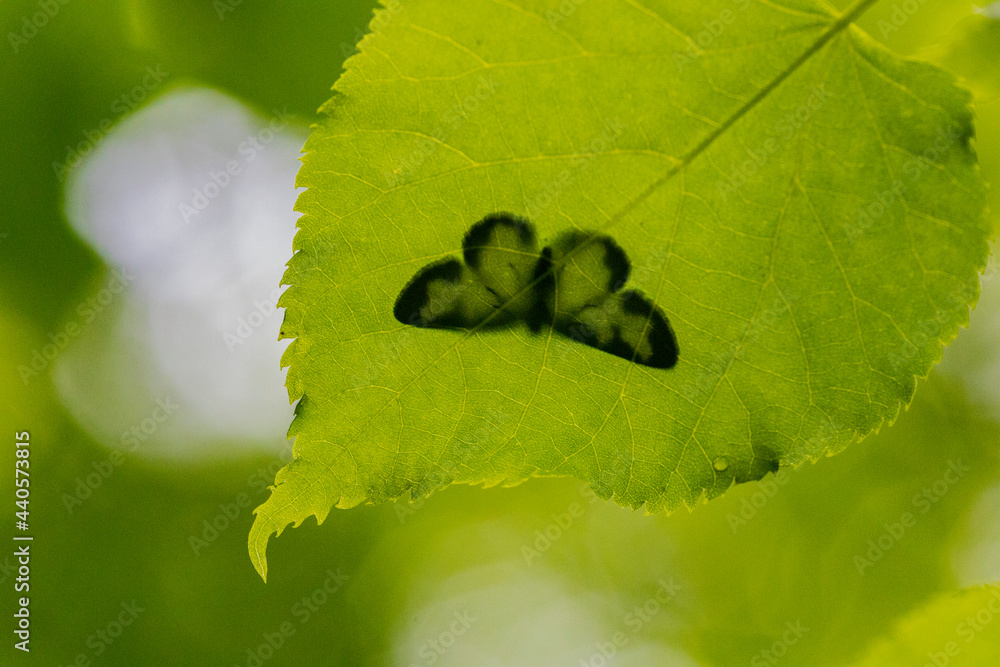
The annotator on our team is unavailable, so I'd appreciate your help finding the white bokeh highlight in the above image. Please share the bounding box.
[939,245,1000,587]
[390,528,694,667]
[939,245,1000,412]
[55,86,306,460]
[951,482,1000,587]
[974,2,1000,19]
[394,562,609,666]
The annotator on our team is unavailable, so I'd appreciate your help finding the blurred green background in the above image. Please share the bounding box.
[1,0,998,665]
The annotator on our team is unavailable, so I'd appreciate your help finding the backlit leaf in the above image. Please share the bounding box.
[250,0,989,579]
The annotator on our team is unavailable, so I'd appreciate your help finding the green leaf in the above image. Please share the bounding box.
[250,0,989,579]
[854,585,1000,666]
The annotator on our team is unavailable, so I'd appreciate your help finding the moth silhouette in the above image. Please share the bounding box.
[394,212,678,369]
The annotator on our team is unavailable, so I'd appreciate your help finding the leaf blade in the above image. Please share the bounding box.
[250,0,989,579]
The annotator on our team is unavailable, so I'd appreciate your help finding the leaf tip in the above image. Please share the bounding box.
[248,513,271,583]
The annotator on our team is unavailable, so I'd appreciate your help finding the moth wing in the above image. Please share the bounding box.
[540,231,630,321]
[462,212,539,318]
[557,289,678,369]
[393,258,507,329]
